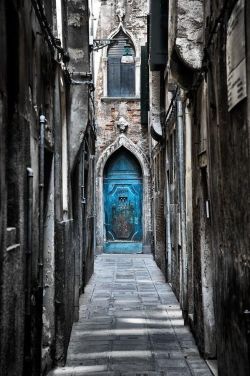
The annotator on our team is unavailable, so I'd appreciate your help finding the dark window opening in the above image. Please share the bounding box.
[71,162,80,221]
[201,167,210,220]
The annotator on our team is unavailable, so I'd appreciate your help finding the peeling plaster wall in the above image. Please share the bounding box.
[151,145,166,273]
[0,1,93,375]
[68,0,90,170]
[67,0,95,318]
[199,1,250,373]
[96,0,148,42]
[191,81,216,358]
[0,2,7,373]
[96,100,148,158]
[42,159,55,372]
[165,0,250,373]
[0,1,55,374]
[175,0,204,69]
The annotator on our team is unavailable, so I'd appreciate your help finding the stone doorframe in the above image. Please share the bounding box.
[96,134,152,253]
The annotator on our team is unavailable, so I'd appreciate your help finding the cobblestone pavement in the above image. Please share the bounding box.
[48,255,212,376]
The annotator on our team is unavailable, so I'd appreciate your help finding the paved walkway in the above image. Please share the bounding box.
[48,255,212,376]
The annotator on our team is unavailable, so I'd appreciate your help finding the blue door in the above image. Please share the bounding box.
[104,148,143,253]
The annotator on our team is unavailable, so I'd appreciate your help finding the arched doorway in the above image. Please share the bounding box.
[103,147,143,253]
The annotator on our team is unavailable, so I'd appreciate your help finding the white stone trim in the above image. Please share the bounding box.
[96,134,151,252]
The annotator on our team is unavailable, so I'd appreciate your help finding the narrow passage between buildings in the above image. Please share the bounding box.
[49,255,213,376]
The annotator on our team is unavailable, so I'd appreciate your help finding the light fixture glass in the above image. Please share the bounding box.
[121,45,134,64]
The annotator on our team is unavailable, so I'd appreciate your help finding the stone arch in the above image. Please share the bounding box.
[105,25,140,58]
[96,134,151,253]
[96,134,150,177]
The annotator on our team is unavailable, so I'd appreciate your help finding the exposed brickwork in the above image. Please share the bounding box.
[96,100,148,160]
[95,0,151,252]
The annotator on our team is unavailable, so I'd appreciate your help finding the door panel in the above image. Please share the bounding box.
[103,149,143,253]
[104,183,142,241]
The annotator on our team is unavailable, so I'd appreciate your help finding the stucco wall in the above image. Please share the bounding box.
[201,1,250,373]
[175,0,204,69]
[0,1,94,375]
[165,0,250,373]
[151,145,166,273]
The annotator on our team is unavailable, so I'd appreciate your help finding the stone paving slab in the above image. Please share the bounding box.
[48,255,212,376]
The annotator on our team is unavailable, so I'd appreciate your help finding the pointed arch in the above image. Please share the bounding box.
[102,26,140,97]
[107,29,135,97]
[96,134,150,178]
[104,25,139,58]
[96,135,152,253]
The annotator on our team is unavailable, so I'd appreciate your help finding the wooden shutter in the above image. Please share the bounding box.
[107,30,135,97]
[141,45,149,125]
[121,63,135,97]
[108,57,121,97]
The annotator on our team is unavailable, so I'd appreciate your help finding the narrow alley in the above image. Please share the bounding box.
[1,0,250,376]
[49,255,212,376]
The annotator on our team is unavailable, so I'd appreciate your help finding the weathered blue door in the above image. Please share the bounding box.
[104,148,143,253]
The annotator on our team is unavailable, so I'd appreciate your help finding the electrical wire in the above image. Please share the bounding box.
[31,0,69,64]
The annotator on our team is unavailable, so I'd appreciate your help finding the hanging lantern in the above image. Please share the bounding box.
[121,44,134,64]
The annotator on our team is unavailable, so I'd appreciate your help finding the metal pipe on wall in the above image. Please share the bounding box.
[185,101,194,314]
[90,154,96,257]
[165,172,172,282]
[26,167,33,315]
[39,114,46,289]
[36,113,46,373]
[176,95,188,314]
[24,167,33,373]
[81,141,86,287]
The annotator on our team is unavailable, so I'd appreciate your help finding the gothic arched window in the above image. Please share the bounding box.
[107,31,135,97]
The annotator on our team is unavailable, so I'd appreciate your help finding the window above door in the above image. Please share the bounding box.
[107,31,135,97]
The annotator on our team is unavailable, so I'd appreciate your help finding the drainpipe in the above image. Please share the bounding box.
[185,101,194,314]
[165,173,172,282]
[244,309,250,372]
[39,114,46,289]
[24,167,33,373]
[26,168,33,313]
[81,141,86,287]
[36,114,46,373]
[176,95,188,315]
[91,154,96,256]
[81,142,86,206]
